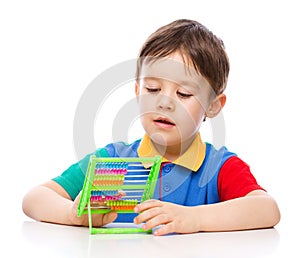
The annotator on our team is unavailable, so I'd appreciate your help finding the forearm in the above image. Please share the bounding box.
[22,185,74,225]
[192,194,280,232]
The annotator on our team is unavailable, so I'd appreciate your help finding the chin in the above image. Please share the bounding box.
[150,133,181,146]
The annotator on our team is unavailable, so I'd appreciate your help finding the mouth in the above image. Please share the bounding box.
[153,117,176,128]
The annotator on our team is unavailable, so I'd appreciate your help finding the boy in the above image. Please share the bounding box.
[22,19,280,236]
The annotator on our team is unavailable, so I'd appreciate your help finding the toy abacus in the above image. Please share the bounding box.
[78,155,162,234]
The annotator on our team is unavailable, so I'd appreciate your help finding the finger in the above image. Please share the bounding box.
[134,206,162,224]
[153,223,175,236]
[118,190,126,197]
[134,199,162,213]
[142,213,172,232]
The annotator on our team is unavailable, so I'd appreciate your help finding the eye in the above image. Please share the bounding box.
[145,87,160,93]
[177,91,193,98]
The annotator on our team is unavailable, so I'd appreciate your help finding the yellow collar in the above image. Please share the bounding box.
[137,133,206,171]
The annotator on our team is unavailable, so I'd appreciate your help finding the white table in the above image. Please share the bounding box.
[6,220,294,258]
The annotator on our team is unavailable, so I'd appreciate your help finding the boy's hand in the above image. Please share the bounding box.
[133,199,198,236]
[69,192,118,227]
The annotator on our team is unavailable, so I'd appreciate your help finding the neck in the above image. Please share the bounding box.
[151,136,196,162]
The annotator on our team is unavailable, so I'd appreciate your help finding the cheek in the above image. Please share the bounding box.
[178,102,204,123]
[138,94,158,116]
[175,104,204,134]
[191,106,205,124]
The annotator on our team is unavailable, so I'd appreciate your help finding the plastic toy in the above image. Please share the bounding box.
[77,155,162,234]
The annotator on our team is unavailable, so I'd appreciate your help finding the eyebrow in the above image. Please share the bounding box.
[144,77,199,88]
[177,80,199,87]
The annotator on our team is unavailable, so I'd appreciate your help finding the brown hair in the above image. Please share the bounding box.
[136,19,229,95]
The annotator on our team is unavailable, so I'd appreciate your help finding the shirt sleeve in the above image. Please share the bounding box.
[217,156,265,202]
[52,147,111,200]
[52,154,91,200]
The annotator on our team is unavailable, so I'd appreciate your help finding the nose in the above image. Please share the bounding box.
[156,94,175,111]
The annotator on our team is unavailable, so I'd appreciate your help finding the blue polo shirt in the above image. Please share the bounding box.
[53,133,236,222]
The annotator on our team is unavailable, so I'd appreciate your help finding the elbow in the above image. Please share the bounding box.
[269,198,281,228]
[22,192,32,219]
[261,196,281,229]
[247,191,281,229]
[22,188,40,221]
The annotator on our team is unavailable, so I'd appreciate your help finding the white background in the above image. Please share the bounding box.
[1,0,299,256]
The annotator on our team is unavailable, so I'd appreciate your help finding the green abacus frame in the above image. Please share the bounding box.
[77,155,162,234]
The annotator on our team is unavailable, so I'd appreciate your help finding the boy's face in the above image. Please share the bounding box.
[135,52,214,149]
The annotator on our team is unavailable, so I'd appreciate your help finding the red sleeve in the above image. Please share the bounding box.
[218,156,265,202]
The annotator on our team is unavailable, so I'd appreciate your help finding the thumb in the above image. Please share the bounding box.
[73,191,83,216]
[74,191,82,205]
[102,212,118,225]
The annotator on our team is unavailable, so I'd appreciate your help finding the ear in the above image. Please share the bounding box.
[135,82,140,101]
[205,94,226,118]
